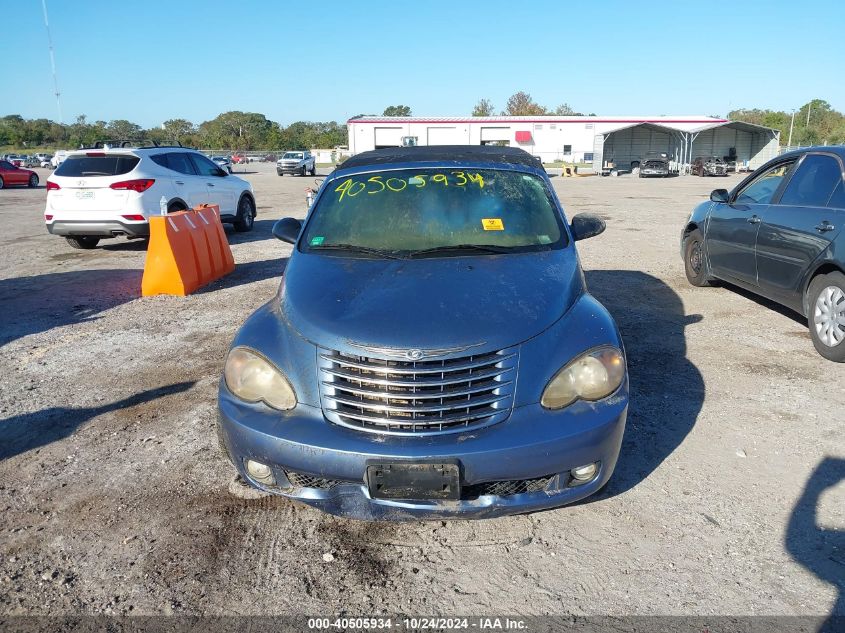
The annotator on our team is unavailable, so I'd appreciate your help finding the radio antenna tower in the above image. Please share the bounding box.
[41,0,63,123]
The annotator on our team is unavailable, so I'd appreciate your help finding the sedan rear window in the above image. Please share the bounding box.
[301,168,566,256]
[55,155,140,177]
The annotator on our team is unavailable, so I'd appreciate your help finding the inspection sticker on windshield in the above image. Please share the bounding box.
[310,236,325,246]
[481,218,504,231]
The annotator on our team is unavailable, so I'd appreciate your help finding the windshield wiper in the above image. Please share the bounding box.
[407,244,517,258]
[310,243,405,260]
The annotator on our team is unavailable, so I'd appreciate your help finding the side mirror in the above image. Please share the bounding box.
[216,168,228,177]
[710,189,729,203]
[272,217,302,244]
[570,213,606,241]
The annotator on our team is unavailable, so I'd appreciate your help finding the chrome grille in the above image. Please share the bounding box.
[319,346,517,435]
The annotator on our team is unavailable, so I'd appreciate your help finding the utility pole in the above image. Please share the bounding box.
[41,0,62,123]
[787,109,796,148]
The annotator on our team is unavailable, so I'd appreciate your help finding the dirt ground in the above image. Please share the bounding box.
[0,163,842,621]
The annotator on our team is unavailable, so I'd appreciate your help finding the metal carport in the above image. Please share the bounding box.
[686,121,780,173]
[592,122,687,175]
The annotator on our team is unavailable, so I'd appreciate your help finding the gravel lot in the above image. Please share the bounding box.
[0,163,842,621]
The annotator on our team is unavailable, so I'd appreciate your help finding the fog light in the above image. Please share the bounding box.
[245,459,275,485]
[570,463,598,483]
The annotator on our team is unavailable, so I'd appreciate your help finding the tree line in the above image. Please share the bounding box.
[0,112,349,151]
[5,97,843,151]
[471,92,594,117]
[727,99,845,146]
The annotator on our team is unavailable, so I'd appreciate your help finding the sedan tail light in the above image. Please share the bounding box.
[46,181,60,191]
[110,179,155,193]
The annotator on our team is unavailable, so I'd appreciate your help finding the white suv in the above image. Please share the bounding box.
[45,143,257,249]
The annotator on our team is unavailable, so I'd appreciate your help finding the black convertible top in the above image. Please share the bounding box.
[340,145,543,170]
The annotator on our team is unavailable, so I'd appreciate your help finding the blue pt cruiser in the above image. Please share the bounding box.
[217,146,628,520]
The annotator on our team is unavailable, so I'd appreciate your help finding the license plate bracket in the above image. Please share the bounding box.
[367,462,460,501]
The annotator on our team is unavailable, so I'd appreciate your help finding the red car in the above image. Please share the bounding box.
[231,153,249,164]
[0,159,39,189]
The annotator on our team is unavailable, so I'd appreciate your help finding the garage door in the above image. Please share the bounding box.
[374,127,404,148]
[427,127,462,145]
[480,127,510,142]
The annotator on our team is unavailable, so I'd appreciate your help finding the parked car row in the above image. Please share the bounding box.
[2,153,56,168]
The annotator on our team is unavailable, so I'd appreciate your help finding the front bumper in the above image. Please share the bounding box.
[277,164,304,173]
[47,219,149,238]
[218,384,628,520]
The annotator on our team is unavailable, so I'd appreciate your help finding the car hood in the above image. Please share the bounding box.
[279,249,583,354]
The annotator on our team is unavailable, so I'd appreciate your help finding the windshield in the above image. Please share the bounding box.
[301,168,566,257]
[283,152,304,159]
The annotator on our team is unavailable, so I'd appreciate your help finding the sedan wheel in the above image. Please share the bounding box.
[808,272,845,361]
[683,228,713,287]
[29,174,39,188]
[0,176,4,189]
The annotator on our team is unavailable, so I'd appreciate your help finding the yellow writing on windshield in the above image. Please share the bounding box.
[334,172,485,201]
[482,218,504,231]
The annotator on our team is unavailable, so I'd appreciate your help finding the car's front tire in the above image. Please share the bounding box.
[65,236,100,250]
[233,196,255,232]
[0,176,4,189]
[683,228,714,287]
[808,272,845,362]
[309,164,316,176]
[28,174,39,188]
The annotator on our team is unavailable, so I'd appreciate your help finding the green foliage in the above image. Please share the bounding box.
[503,92,546,116]
[472,99,495,117]
[496,93,585,117]
[728,99,845,146]
[0,111,349,151]
[382,105,412,117]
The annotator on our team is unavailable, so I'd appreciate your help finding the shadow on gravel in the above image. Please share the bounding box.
[0,381,194,461]
[786,457,845,631]
[585,270,705,497]
[100,239,149,251]
[199,257,288,293]
[223,219,278,245]
[716,280,807,326]
[0,269,142,347]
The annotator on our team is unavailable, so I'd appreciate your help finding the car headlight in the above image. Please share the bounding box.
[541,346,625,410]
[223,347,296,411]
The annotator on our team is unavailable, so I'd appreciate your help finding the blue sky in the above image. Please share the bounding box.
[2,0,843,127]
